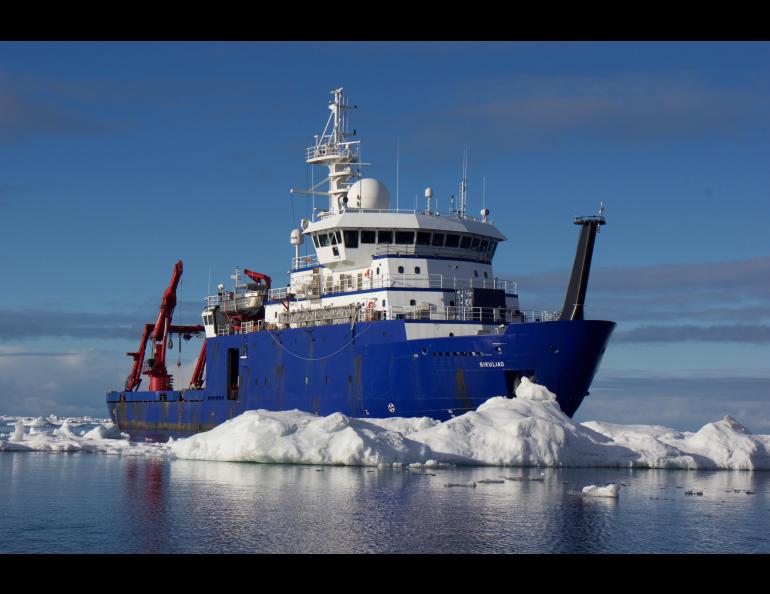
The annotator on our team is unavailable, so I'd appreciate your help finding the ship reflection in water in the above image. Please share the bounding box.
[118,458,770,553]
[1,453,768,553]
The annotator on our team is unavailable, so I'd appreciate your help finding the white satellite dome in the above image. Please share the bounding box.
[346,178,391,210]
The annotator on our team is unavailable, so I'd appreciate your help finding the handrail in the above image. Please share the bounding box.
[314,208,491,224]
[213,305,558,335]
[373,243,492,262]
[292,254,319,270]
[267,273,518,301]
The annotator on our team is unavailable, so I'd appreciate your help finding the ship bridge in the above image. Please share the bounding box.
[302,210,506,271]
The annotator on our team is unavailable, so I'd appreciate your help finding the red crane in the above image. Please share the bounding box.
[244,268,271,293]
[124,260,204,392]
[188,340,207,390]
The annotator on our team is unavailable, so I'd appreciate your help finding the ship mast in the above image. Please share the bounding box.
[293,88,362,217]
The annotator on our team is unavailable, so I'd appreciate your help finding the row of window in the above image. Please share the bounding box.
[312,229,498,256]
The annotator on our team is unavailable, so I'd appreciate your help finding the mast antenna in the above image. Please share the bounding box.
[459,145,468,218]
[396,137,400,211]
[291,87,364,216]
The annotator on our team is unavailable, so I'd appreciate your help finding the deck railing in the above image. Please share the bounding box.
[268,273,517,301]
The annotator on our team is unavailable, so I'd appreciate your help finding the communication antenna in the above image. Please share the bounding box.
[483,176,486,210]
[396,137,400,211]
[458,146,468,218]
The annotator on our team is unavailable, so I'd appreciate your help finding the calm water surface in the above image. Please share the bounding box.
[1,452,769,553]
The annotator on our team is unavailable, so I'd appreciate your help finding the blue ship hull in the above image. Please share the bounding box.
[106,319,615,435]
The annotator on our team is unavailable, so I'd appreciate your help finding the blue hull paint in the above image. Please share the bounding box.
[107,319,615,435]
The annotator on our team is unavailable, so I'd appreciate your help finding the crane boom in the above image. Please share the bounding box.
[244,268,271,293]
[123,260,204,392]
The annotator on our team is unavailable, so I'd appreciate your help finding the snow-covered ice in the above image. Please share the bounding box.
[170,410,432,466]
[0,416,167,456]
[3,378,770,469]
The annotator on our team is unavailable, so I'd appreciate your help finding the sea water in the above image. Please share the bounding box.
[1,452,768,553]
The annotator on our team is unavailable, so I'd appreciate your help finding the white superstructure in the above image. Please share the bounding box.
[203,88,554,341]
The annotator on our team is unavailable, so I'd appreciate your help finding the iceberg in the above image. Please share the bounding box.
[3,379,770,469]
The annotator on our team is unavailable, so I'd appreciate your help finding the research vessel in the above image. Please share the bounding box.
[107,88,615,434]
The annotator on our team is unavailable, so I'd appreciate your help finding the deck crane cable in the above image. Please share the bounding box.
[264,316,376,361]
[177,276,183,387]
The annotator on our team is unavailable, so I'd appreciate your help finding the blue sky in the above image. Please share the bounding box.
[1,41,769,430]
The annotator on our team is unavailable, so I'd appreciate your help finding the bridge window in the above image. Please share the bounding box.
[460,235,471,249]
[330,232,338,246]
[489,241,498,257]
[335,230,342,244]
[470,237,480,250]
[431,233,445,247]
[361,230,376,244]
[318,233,330,247]
[395,231,414,244]
[445,234,460,248]
[377,230,393,244]
[416,232,431,246]
[312,234,320,248]
[479,239,489,252]
[343,230,359,248]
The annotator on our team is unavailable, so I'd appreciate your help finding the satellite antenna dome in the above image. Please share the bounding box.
[290,228,304,246]
[481,208,490,222]
[346,178,391,210]
[300,218,310,230]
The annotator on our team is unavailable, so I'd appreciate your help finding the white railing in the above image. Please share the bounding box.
[268,274,518,301]
[214,306,558,335]
[306,141,359,162]
[315,208,491,224]
[292,254,319,270]
[373,304,516,324]
[374,243,492,262]
[519,310,561,322]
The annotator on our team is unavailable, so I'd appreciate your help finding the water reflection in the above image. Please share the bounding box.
[2,453,768,553]
[122,458,170,553]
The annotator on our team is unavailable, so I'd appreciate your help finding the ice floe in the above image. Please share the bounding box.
[581,483,621,498]
[0,416,167,456]
[3,379,770,469]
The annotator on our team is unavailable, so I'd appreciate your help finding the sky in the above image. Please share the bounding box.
[1,41,768,431]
